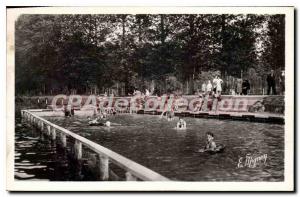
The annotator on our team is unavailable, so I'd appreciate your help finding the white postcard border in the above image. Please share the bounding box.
[6,6,294,191]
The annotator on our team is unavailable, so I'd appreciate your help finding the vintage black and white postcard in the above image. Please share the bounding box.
[6,7,294,191]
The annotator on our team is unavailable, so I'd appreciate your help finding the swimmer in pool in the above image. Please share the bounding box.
[88,116,99,125]
[97,111,106,119]
[166,110,175,121]
[88,117,111,127]
[94,121,111,127]
[205,132,217,151]
[103,121,111,127]
[87,116,121,127]
[98,109,108,118]
[176,118,186,129]
[198,132,218,152]
[98,121,122,127]
[102,111,108,118]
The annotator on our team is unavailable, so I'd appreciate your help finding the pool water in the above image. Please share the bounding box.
[39,114,284,181]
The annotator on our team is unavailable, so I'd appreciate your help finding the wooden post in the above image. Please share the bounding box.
[41,122,44,131]
[125,172,137,181]
[47,125,51,136]
[61,133,67,147]
[40,132,45,141]
[51,128,56,141]
[87,153,98,168]
[98,155,109,180]
[74,140,82,160]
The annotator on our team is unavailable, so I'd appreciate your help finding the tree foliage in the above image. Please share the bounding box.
[15,14,285,95]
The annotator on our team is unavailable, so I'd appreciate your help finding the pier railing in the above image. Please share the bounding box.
[21,109,169,181]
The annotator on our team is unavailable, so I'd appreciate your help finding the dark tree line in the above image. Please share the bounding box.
[15,14,285,95]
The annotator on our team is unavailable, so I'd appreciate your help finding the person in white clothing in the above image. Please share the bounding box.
[215,76,223,94]
[212,76,218,93]
[176,118,186,130]
[201,82,206,93]
[206,80,213,93]
[145,89,150,96]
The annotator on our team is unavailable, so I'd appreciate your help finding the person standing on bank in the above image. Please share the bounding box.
[206,80,213,94]
[215,76,223,95]
[212,76,218,93]
[279,70,285,95]
[267,69,277,95]
[242,79,250,95]
[201,81,207,94]
[236,78,243,95]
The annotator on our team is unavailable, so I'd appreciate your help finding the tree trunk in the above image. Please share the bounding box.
[160,14,165,44]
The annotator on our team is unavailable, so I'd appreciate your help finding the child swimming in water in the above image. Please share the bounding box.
[87,116,120,128]
[176,118,186,129]
[205,132,217,151]
[166,110,175,121]
[88,117,111,127]
[88,116,99,124]
[96,121,111,127]
[103,121,111,127]
[198,132,225,153]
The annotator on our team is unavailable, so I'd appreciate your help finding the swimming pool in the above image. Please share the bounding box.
[40,114,284,181]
